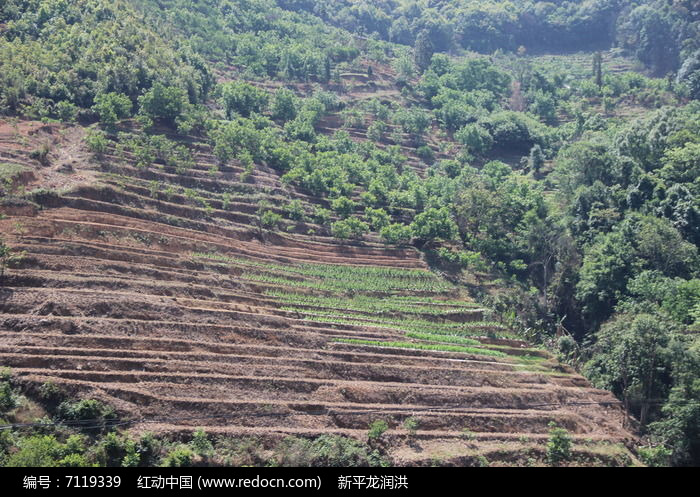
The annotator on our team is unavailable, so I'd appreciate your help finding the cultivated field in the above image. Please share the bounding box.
[0,111,638,466]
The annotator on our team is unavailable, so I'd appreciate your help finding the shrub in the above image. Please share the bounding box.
[638,444,672,467]
[403,417,420,434]
[37,382,64,410]
[416,145,435,164]
[85,129,109,158]
[330,196,355,218]
[138,83,189,126]
[221,81,269,119]
[99,432,133,467]
[342,108,364,128]
[365,207,390,231]
[275,435,385,467]
[410,207,458,241]
[0,380,16,413]
[436,247,486,270]
[368,420,389,441]
[393,108,430,139]
[313,207,332,226]
[284,199,307,221]
[190,428,213,457]
[284,114,316,142]
[135,433,161,467]
[92,92,132,126]
[367,121,386,142]
[162,446,195,467]
[331,218,368,240]
[58,453,91,467]
[30,143,51,166]
[259,210,283,230]
[455,123,493,155]
[55,101,78,122]
[479,111,547,152]
[546,423,572,465]
[271,88,298,121]
[6,435,63,467]
[380,223,412,245]
[56,399,116,428]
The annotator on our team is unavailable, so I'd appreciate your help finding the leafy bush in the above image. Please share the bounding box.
[479,111,549,152]
[546,423,572,465]
[162,446,195,467]
[221,81,269,119]
[92,92,132,126]
[455,124,493,155]
[259,210,283,230]
[138,83,190,127]
[638,445,672,467]
[331,218,368,240]
[0,380,16,413]
[56,399,116,430]
[190,429,213,457]
[367,121,386,142]
[330,196,355,218]
[275,435,385,467]
[411,207,458,241]
[380,223,412,245]
[271,88,298,121]
[284,199,307,221]
[416,145,435,164]
[85,129,109,158]
[6,435,64,467]
[365,207,390,230]
[368,420,389,441]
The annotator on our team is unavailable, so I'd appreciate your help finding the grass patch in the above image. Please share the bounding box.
[0,163,27,182]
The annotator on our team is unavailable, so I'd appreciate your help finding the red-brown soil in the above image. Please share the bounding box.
[0,120,639,466]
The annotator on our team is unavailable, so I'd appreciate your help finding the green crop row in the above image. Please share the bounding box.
[332,338,508,358]
[267,290,476,315]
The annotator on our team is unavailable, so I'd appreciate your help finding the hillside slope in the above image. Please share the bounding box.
[0,119,637,466]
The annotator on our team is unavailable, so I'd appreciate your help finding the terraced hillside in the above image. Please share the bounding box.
[0,120,638,466]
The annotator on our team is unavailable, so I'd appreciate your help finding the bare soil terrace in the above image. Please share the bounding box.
[0,119,639,466]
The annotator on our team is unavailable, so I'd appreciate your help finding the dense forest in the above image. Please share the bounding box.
[1,0,699,466]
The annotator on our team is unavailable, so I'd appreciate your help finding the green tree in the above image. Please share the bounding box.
[92,92,132,127]
[221,81,269,119]
[528,144,545,176]
[393,108,430,141]
[593,52,603,89]
[576,230,636,326]
[365,207,390,231]
[380,223,412,245]
[138,83,189,127]
[163,446,195,467]
[546,423,572,465]
[331,218,368,240]
[368,420,389,441]
[411,207,458,241]
[585,313,674,427]
[366,121,386,142]
[456,124,493,156]
[331,196,355,218]
[649,343,700,466]
[413,30,434,74]
[271,88,298,121]
[6,436,64,467]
